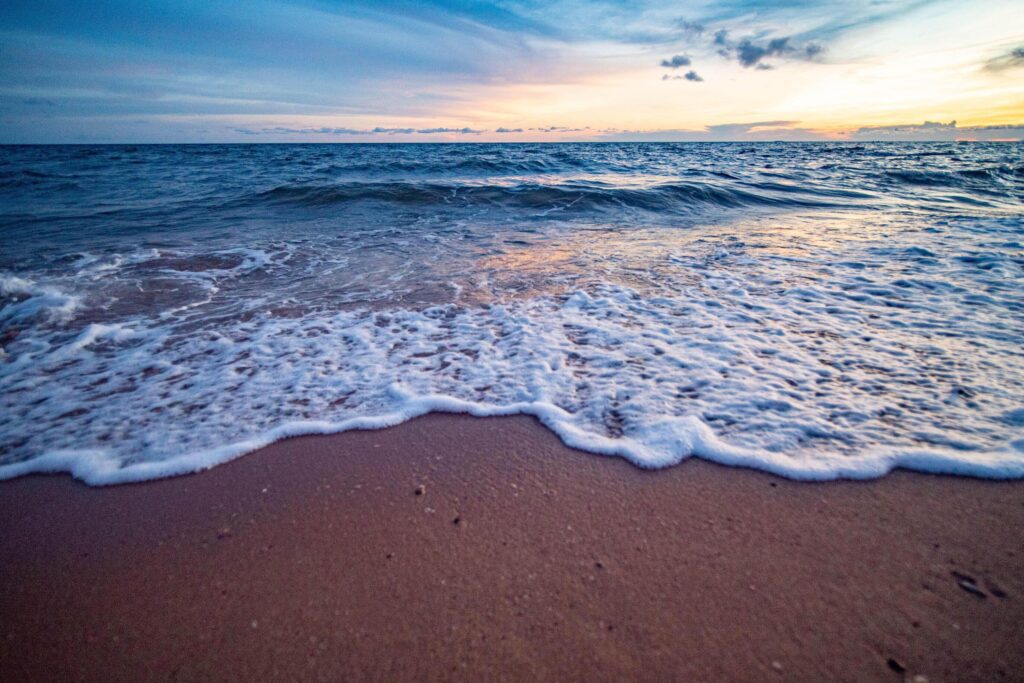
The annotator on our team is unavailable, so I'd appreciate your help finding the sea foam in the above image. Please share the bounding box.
[1,142,1022,484]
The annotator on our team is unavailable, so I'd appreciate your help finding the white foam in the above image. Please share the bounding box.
[0,274,81,324]
[1,388,1021,486]
[2,279,1023,485]
[63,323,136,354]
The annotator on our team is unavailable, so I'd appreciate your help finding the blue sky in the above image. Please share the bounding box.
[1,0,1022,142]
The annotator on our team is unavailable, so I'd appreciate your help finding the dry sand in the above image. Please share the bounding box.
[2,413,1022,681]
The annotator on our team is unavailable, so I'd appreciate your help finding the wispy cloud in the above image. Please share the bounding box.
[985,46,1024,71]
[675,19,705,35]
[0,0,558,125]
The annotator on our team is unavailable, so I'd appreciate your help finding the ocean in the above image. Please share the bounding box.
[1,142,1022,484]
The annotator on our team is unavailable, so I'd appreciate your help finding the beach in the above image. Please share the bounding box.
[3,0,1024,678]
[3,413,1022,681]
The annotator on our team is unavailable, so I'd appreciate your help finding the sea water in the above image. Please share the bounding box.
[1,142,1022,484]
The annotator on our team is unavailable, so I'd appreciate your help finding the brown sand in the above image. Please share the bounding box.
[1,413,1022,681]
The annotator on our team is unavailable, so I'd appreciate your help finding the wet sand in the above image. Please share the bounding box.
[2,413,1022,681]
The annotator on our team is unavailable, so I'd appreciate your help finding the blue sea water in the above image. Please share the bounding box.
[1,142,1022,484]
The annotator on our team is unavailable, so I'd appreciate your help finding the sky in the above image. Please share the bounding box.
[1,0,1022,142]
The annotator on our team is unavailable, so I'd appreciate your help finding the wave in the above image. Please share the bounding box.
[0,274,81,325]
[254,179,856,213]
[326,155,586,176]
[885,164,1024,188]
[0,169,80,190]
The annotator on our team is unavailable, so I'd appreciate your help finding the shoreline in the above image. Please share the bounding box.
[2,413,1022,680]
[5,397,1023,486]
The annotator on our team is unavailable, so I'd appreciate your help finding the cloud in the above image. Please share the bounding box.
[597,120,826,142]
[682,23,825,71]
[985,46,1024,71]
[727,36,824,69]
[414,127,483,134]
[851,120,1024,141]
[660,54,692,69]
[236,125,484,136]
[529,126,588,133]
[0,0,559,137]
[0,0,1012,143]
[674,19,705,35]
[202,119,1024,142]
[736,38,784,68]
[662,70,703,82]
[804,43,825,59]
[228,125,595,138]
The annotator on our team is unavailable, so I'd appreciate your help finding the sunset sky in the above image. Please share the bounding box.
[2,0,1023,142]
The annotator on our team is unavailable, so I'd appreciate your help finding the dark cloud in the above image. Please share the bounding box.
[736,37,791,68]
[985,46,1024,71]
[662,71,704,82]
[735,40,770,67]
[495,127,524,133]
[660,54,692,69]
[711,32,825,70]
[804,43,825,59]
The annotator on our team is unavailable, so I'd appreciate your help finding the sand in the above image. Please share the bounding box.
[2,413,1022,681]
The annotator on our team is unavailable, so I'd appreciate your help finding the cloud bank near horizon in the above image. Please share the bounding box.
[229,120,1024,142]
